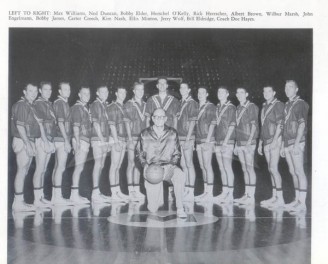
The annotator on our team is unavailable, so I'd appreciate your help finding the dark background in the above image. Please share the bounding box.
[8,28,312,210]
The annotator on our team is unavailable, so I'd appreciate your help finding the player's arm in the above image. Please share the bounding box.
[223,106,236,146]
[186,120,196,141]
[205,124,215,143]
[171,132,181,165]
[94,122,106,142]
[246,105,258,146]
[58,121,71,152]
[136,136,147,167]
[173,115,177,130]
[73,126,80,151]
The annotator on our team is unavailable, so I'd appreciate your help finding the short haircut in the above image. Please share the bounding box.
[79,86,90,92]
[58,82,70,90]
[198,87,208,93]
[115,86,126,92]
[218,86,229,93]
[152,107,166,117]
[40,81,52,88]
[180,82,189,88]
[157,76,168,83]
[133,82,144,89]
[97,85,108,92]
[286,80,299,88]
[263,85,275,91]
[24,82,38,90]
[236,87,248,93]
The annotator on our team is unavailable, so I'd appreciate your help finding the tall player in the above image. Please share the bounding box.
[176,83,198,201]
[107,87,129,201]
[145,77,180,200]
[51,82,72,204]
[258,86,285,208]
[70,87,92,204]
[33,82,56,207]
[233,87,259,205]
[214,87,236,204]
[11,83,39,211]
[280,80,309,211]
[124,82,147,201]
[194,87,217,202]
[90,85,111,203]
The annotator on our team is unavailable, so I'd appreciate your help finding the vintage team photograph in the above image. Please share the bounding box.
[7,28,312,263]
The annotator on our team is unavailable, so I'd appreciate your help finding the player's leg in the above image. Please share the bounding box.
[267,143,284,207]
[234,147,249,203]
[195,145,207,201]
[183,142,196,201]
[261,146,276,205]
[13,138,35,211]
[33,139,52,207]
[180,144,189,192]
[242,145,256,205]
[144,180,163,213]
[222,145,235,202]
[284,146,299,209]
[70,140,90,204]
[201,143,215,200]
[214,147,228,201]
[127,144,136,200]
[171,167,187,218]
[289,143,307,211]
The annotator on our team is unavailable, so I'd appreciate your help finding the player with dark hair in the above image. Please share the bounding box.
[194,87,217,202]
[11,83,39,211]
[124,82,147,201]
[280,80,309,212]
[258,85,285,208]
[51,82,73,204]
[233,87,259,205]
[33,82,56,207]
[176,82,198,202]
[136,108,187,218]
[214,86,236,204]
[90,85,111,203]
[69,87,92,204]
[107,87,129,201]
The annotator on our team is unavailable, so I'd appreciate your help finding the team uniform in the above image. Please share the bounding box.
[260,98,284,148]
[136,125,185,214]
[11,97,41,211]
[176,95,198,142]
[124,98,147,142]
[214,101,236,202]
[282,95,309,210]
[196,101,217,146]
[52,95,72,204]
[145,94,180,128]
[53,96,71,144]
[107,101,128,143]
[234,100,259,204]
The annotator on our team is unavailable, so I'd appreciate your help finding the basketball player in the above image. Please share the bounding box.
[124,82,147,201]
[176,83,198,201]
[136,108,187,218]
[51,82,72,205]
[33,82,56,207]
[233,87,259,205]
[11,83,39,211]
[194,87,217,202]
[90,85,111,203]
[70,87,92,204]
[214,87,236,203]
[145,77,180,200]
[258,86,285,208]
[280,80,309,211]
[107,87,129,201]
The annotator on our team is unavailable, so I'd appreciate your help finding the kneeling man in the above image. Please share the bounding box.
[136,108,187,218]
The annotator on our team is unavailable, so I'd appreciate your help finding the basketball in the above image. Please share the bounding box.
[145,164,164,184]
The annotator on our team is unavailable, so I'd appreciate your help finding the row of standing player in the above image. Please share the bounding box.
[10,78,309,213]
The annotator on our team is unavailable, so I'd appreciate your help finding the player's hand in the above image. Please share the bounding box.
[183,140,193,150]
[280,147,285,158]
[202,142,212,151]
[292,143,301,155]
[270,139,279,150]
[26,141,36,157]
[43,140,53,153]
[73,140,81,153]
[127,140,135,151]
[233,145,238,156]
[114,141,122,152]
[64,140,72,153]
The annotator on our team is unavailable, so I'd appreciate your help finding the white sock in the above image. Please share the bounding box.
[272,187,277,197]
[295,189,300,201]
[248,186,256,198]
[207,185,213,195]
[34,189,42,201]
[15,193,24,202]
[204,183,208,193]
[299,190,307,204]
[276,190,284,201]
[244,185,250,196]
[134,185,140,192]
[222,186,229,194]
[71,188,79,198]
[128,185,134,193]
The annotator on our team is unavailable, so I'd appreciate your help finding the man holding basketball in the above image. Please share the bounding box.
[136,108,187,218]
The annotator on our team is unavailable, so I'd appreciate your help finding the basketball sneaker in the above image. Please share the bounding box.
[177,208,187,218]
[12,199,36,212]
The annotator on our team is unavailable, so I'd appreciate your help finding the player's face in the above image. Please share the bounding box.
[59,84,71,99]
[217,88,229,101]
[40,84,52,100]
[152,110,167,127]
[197,88,208,102]
[236,88,248,103]
[133,85,144,100]
[263,87,275,101]
[156,79,168,93]
[116,88,127,102]
[97,87,109,101]
[79,88,91,103]
[285,81,298,99]
[24,84,38,102]
[179,84,190,97]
